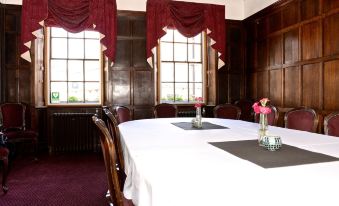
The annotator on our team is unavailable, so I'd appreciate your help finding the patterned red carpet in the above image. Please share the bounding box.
[0,153,107,206]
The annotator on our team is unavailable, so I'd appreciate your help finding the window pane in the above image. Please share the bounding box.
[85,39,100,59]
[161,83,174,102]
[68,60,83,81]
[161,29,173,42]
[51,28,67,37]
[174,43,187,61]
[160,42,173,61]
[161,63,174,82]
[175,63,188,82]
[189,83,203,101]
[189,64,202,82]
[69,39,84,59]
[85,31,100,39]
[51,82,67,103]
[174,30,187,43]
[188,33,201,43]
[51,38,67,58]
[68,31,84,38]
[188,44,201,62]
[85,82,100,103]
[175,83,188,102]
[50,60,67,81]
[68,82,84,102]
[85,61,100,81]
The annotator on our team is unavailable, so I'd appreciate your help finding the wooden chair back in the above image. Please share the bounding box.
[115,106,132,124]
[92,116,124,206]
[103,108,125,174]
[324,112,339,137]
[284,107,319,133]
[213,104,241,120]
[154,103,178,118]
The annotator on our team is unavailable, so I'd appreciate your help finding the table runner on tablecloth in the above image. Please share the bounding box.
[172,122,229,130]
[209,140,339,168]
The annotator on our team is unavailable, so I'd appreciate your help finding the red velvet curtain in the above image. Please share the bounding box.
[146,0,225,67]
[21,0,117,62]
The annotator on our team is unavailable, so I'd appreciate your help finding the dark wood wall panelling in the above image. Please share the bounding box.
[245,0,339,131]
[218,20,246,104]
[105,11,154,119]
[0,4,31,103]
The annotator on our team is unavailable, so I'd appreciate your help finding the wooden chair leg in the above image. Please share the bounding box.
[2,157,9,194]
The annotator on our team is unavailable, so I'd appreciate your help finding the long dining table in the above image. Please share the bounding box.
[118,118,339,206]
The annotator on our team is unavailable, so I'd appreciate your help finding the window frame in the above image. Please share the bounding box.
[45,27,104,107]
[156,30,208,105]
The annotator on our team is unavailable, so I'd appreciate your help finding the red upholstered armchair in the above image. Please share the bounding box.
[284,107,319,133]
[254,105,279,126]
[324,112,339,137]
[0,103,38,154]
[114,106,132,124]
[154,103,177,118]
[213,104,241,120]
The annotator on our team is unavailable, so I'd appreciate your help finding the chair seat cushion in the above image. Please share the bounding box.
[4,130,38,141]
[0,147,9,158]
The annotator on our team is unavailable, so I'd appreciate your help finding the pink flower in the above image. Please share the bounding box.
[259,106,271,114]
[195,97,203,102]
[252,102,260,114]
[259,98,269,107]
[195,103,203,108]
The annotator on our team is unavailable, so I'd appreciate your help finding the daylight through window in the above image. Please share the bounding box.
[49,27,101,104]
[159,29,203,103]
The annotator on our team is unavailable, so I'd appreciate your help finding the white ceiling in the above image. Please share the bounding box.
[0,0,279,20]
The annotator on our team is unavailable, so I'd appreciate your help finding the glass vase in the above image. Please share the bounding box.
[195,107,202,128]
[258,113,268,146]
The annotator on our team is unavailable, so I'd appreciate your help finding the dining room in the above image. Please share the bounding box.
[0,0,338,205]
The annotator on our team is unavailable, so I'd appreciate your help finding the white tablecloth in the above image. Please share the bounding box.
[119,118,339,206]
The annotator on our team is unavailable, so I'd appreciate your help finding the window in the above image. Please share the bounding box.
[159,29,204,103]
[48,27,101,104]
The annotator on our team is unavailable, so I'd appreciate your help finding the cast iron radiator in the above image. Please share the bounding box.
[51,113,99,153]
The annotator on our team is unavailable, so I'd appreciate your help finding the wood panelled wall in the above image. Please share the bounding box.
[0,4,31,104]
[245,0,339,129]
[218,20,246,104]
[105,11,154,119]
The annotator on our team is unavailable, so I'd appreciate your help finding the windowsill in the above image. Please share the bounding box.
[47,104,102,108]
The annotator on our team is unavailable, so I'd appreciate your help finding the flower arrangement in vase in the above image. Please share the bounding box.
[192,97,204,128]
[252,98,272,146]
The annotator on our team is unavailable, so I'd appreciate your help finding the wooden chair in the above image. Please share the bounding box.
[92,116,133,206]
[324,112,339,137]
[102,108,126,188]
[234,99,254,121]
[213,104,241,120]
[254,105,279,126]
[154,103,178,118]
[0,103,38,156]
[0,147,9,194]
[284,107,319,133]
[115,106,132,124]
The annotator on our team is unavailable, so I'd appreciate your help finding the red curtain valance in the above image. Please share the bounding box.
[146,0,225,68]
[21,0,117,62]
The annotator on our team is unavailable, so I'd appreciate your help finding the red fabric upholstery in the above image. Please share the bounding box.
[213,104,241,120]
[235,99,253,121]
[146,0,225,66]
[21,0,117,62]
[0,103,25,130]
[154,104,177,118]
[4,130,38,141]
[285,108,318,132]
[324,112,339,137]
[0,147,9,157]
[254,105,279,126]
[115,106,131,124]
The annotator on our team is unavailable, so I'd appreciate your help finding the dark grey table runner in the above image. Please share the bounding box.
[172,122,229,130]
[209,140,339,168]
